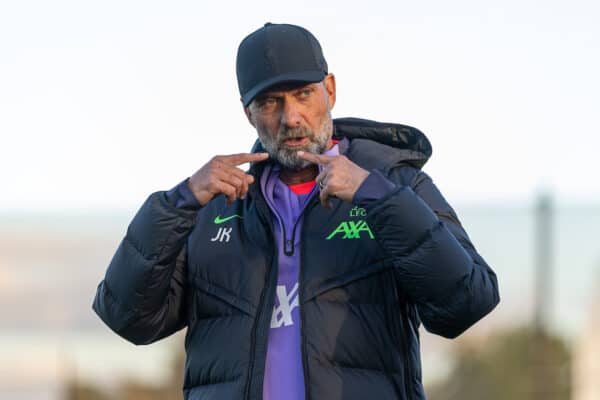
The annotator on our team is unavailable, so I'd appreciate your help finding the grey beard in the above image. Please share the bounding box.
[257,117,333,170]
[264,131,328,170]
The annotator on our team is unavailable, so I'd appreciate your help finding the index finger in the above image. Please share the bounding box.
[222,152,269,166]
[297,150,334,165]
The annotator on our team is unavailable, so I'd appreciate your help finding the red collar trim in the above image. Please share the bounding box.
[288,180,316,195]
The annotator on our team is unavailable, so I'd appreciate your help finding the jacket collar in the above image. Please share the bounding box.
[248,117,432,175]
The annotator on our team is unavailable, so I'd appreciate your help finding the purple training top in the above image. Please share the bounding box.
[260,144,340,400]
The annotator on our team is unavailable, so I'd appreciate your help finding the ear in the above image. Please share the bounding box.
[243,103,256,128]
[323,73,336,110]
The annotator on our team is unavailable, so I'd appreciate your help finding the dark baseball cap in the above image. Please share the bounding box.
[236,23,328,107]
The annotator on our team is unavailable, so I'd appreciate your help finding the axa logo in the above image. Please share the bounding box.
[326,206,375,240]
[326,220,374,240]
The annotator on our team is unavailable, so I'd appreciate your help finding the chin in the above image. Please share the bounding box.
[274,154,311,170]
[273,142,323,169]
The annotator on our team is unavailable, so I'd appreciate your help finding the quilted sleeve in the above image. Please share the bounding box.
[92,191,198,345]
[365,167,500,338]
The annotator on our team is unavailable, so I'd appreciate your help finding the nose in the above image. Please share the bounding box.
[281,99,302,128]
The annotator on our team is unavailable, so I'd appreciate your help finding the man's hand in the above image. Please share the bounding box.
[297,151,369,209]
[188,153,269,206]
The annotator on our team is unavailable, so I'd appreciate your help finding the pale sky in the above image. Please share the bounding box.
[1,0,599,211]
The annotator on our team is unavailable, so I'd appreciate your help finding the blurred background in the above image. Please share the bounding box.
[1,1,599,399]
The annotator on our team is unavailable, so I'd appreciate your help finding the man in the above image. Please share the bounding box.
[93,23,499,400]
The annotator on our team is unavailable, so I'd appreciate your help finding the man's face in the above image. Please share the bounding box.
[245,74,336,170]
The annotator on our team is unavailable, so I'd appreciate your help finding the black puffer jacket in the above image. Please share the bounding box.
[93,118,499,400]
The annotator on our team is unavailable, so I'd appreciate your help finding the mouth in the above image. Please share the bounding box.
[282,137,309,147]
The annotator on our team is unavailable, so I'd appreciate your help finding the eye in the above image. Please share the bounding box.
[299,88,313,98]
[256,96,278,111]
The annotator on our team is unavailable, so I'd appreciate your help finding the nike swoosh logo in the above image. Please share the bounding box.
[213,214,243,224]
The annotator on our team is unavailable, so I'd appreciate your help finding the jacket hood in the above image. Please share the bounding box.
[333,117,431,169]
[250,117,432,171]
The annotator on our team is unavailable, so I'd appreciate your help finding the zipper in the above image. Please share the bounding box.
[243,171,318,399]
[262,165,316,258]
[285,208,307,256]
[298,197,320,400]
[262,184,318,398]
[243,253,276,400]
[243,194,277,400]
[262,166,295,257]
[268,199,293,256]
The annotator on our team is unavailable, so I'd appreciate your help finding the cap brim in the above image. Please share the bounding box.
[242,70,326,107]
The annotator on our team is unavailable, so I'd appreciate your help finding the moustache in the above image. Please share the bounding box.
[277,126,314,143]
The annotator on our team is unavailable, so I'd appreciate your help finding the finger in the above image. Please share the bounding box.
[315,170,327,187]
[319,185,333,209]
[297,151,334,165]
[214,168,246,197]
[240,175,248,199]
[240,174,256,199]
[212,162,250,196]
[232,175,245,198]
[215,162,248,184]
[224,171,256,200]
[222,152,269,166]
[215,181,238,204]
[214,165,255,200]
[239,173,249,199]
